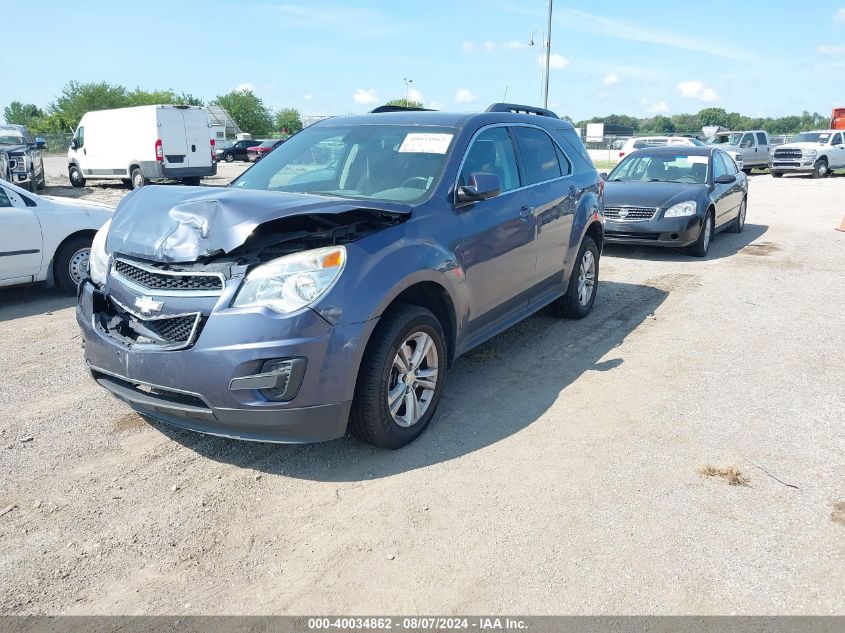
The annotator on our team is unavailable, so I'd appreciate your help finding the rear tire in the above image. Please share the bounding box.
[549,235,599,319]
[182,176,202,186]
[69,165,86,188]
[687,211,713,257]
[54,236,92,294]
[729,197,747,234]
[350,304,446,449]
[130,166,147,189]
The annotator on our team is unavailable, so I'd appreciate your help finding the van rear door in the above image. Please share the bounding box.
[182,108,212,169]
[156,107,190,169]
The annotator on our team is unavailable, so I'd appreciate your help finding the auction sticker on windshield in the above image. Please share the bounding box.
[398,133,453,154]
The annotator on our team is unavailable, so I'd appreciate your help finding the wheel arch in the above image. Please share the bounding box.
[385,281,458,367]
[48,229,97,286]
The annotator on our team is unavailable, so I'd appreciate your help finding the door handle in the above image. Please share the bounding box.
[519,205,534,221]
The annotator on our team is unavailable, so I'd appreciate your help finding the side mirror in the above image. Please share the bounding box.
[35,137,46,150]
[599,172,608,180]
[70,139,78,150]
[456,172,501,204]
[714,174,736,184]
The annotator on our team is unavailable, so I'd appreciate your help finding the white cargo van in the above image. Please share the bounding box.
[67,105,217,189]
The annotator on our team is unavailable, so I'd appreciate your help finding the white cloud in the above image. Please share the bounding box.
[483,41,496,52]
[640,97,669,114]
[818,44,845,55]
[352,88,379,105]
[454,88,478,104]
[537,53,570,69]
[835,8,845,23]
[303,93,313,101]
[676,80,719,102]
[461,40,474,52]
[235,82,254,92]
[503,40,528,50]
[407,88,424,103]
[602,73,620,86]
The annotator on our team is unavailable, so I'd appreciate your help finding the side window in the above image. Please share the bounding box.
[831,133,843,146]
[512,127,561,185]
[0,187,12,208]
[740,133,754,148]
[713,153,729,178]
[460,127,520,193]
[74,126,84,148]
[755,132,767,145]
[554,143,572,176]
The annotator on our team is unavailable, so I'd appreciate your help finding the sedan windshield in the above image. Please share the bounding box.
[791,132,830,144]
[232,124,457,203]
[609,152,709,184]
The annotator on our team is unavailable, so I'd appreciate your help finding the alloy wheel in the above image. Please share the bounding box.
[387,331,439,428]
[577,250,596,307]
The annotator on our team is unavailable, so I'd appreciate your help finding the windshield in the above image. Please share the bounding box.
[232,124,457,203]
[0,128,25,145]
[608,152,709,184]
[688,138,706,146]
[259,140,278,148]
[217,141,234,149]
[791,132,830,144]
[708,133,742,146]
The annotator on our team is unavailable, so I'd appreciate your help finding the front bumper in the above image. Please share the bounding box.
[769,159,816,173]
[76,280,374,443]
[604,214,704,247]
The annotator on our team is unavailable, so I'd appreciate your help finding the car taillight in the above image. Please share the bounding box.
[155,139,163,162]
[210,139,215,161]
[619,151,626,158]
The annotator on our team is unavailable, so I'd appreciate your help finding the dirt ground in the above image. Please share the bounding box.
[0,163,843,615]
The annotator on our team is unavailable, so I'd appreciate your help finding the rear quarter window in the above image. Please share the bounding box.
[555,128,594,169]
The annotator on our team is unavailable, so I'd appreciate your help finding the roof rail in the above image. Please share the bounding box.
[369,105,434,113]
[485,103,559,119]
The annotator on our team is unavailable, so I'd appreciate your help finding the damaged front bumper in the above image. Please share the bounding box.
[76,279,375,443]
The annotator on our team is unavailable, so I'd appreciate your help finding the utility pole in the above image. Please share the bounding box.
[543,0,553,109]
[403,78,413,101]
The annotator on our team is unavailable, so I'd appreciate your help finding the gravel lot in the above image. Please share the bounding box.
[0,162,843,615]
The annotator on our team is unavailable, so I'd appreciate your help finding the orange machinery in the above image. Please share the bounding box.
[832,108,845,130]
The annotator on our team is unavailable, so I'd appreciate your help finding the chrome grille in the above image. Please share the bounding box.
[97,295,204,351]
[113,259,224,293]
[774,148,802,160]
[604,206,658,221]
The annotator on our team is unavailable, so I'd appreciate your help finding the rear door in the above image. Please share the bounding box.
[155,107,190,169]
[0,184,42,282]
[182,109,212,169]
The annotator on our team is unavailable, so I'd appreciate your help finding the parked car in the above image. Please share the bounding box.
[602,146,747,257]
[706,130,771,173]
[618,135,704,159]
[247,139,285,162]
[770,130,845,178]
[76,102,604,448]
[216,138,261,163]
[0,178,113,292]
[212,140,234,162]
[0,124,46,192]
[68,105,217,190]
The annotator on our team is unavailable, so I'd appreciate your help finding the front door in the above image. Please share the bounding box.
[738,133,757,166]
[829,133,845,168]
[0,184,42,282]
[456,126,536,334]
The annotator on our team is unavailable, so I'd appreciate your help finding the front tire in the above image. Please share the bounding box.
[813,159,828,179]
[729,197,747,234]
[69,165,86,188]
[687,211,713,257]
[772,171,783,178]
[224,153,234,163]
[550,235,599,319]
[350,304,446,449]
[54,236,92,294]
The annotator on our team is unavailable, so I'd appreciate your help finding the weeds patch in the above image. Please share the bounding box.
[699,464,750,486]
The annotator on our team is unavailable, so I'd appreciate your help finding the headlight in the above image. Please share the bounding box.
[664,201,697,218]
[232,246,346,313]
[803,149,816,157]
[89,219,111,285]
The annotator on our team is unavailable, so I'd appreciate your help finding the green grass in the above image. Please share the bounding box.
[593,160,618,170]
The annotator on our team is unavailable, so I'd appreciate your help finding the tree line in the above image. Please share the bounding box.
[3,81,304,137]
[573,108,831,136]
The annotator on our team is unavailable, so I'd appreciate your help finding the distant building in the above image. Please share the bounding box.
[206,105,242,140]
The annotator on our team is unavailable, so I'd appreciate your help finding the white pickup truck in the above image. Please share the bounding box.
[707,130,772,172]
[770,130,845,178]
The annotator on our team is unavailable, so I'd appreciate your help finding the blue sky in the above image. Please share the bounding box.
[5,1,845,120]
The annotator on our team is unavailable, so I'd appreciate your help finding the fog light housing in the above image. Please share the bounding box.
[228,357,307,401]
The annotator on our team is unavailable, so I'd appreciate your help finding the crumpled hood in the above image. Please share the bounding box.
[106,185,411,263]
[604,181,707,210]
[0,144,28,155]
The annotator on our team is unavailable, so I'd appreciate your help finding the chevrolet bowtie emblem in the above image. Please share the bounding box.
[135,296,164,315]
